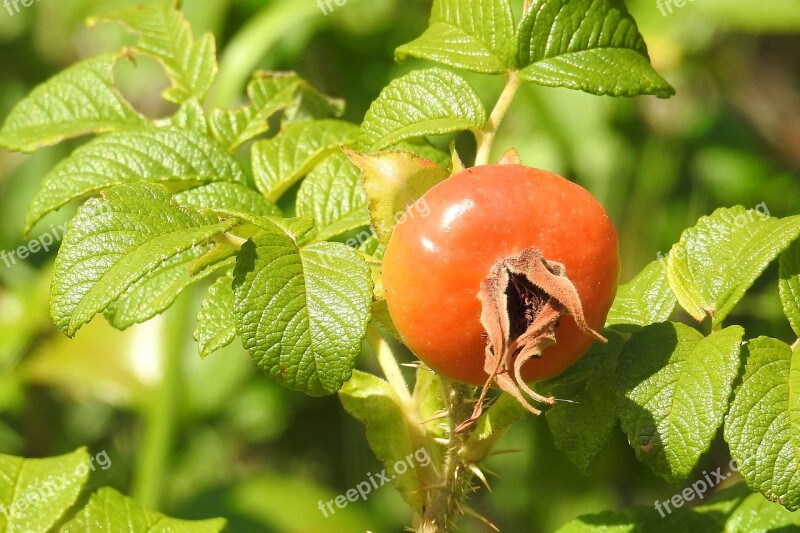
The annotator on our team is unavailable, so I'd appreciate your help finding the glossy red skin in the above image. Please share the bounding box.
[382,165,620,385]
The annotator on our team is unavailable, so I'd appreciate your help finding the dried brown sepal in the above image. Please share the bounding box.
[455,247,606,433]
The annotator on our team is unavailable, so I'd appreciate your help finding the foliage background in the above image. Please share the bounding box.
[0,0,798,531]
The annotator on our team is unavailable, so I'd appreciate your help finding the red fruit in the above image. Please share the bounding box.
[382,164,620,386]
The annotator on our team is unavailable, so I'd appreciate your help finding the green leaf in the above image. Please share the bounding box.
[779,240,800,337]
[173,182,280,218]
[344,149,450,246]
[725,337,800,510]
[195,274,236,358]
[169,99,209,133]
[722,489,800,531]
[296,152,369,242]
[51,183,238,337]
[666,208,800,327]
[233,231,373,396]
[92,0,217,104]
[61,486,226,532]
[0,448,90,532]
[540,332,624,474]
[395,0,516,74]
[360,68,487,150]
[281,83,346,126]
[26,127,248,234]
[251,119,361,201]
[413,368,447,439]
[616,322,744,484]
[464,392,528,461]
[0,54,145,152]
[339,370,430,512]
[104,246,233,330]
[554,506,718,532]
[209,72,302,151]
[517,0,674,98]
[606,261,677,331]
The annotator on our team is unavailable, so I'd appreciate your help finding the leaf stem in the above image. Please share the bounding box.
[131,296,188,509]
[367,325,412,406]
[792,338,800,351]
[474,72,522,167]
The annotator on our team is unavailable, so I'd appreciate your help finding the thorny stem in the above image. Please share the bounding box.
[414,380,478,533]
[474,72,523,167]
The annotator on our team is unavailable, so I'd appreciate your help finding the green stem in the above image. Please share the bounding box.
[474,72,522,166]
[209,0,322,107]
[367,325,411,406]
[131,296,189,510]
[792,338,800,351]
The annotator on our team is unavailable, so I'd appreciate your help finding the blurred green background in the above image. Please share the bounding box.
[0,0,798,531]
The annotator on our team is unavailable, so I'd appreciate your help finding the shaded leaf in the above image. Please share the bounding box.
[616,322,743,484]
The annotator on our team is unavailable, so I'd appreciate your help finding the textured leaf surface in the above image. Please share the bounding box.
[725,337,800,510]
[51,184,238,337]
[233,230,373,396]
[195,274,236,358]
[606,261,676,331]
[104,245,232,330]
[396,0,516,73]
[616,322,743,484]
[517,0,674,97]
[0,448,89,533]
[666,208,800,327]
[173,182,280,218]
[296,152,369,242]
[339,371,426,511]
[251,120,361,201]
[0,54,144,152]
[361,68,486,150]
[779,240,800,337]
[26,127,247,233]
[345,149,450,245]
[209,72,302,150]
[93,0,217,104]
[540,332,624,474]
[60,486,226,532]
